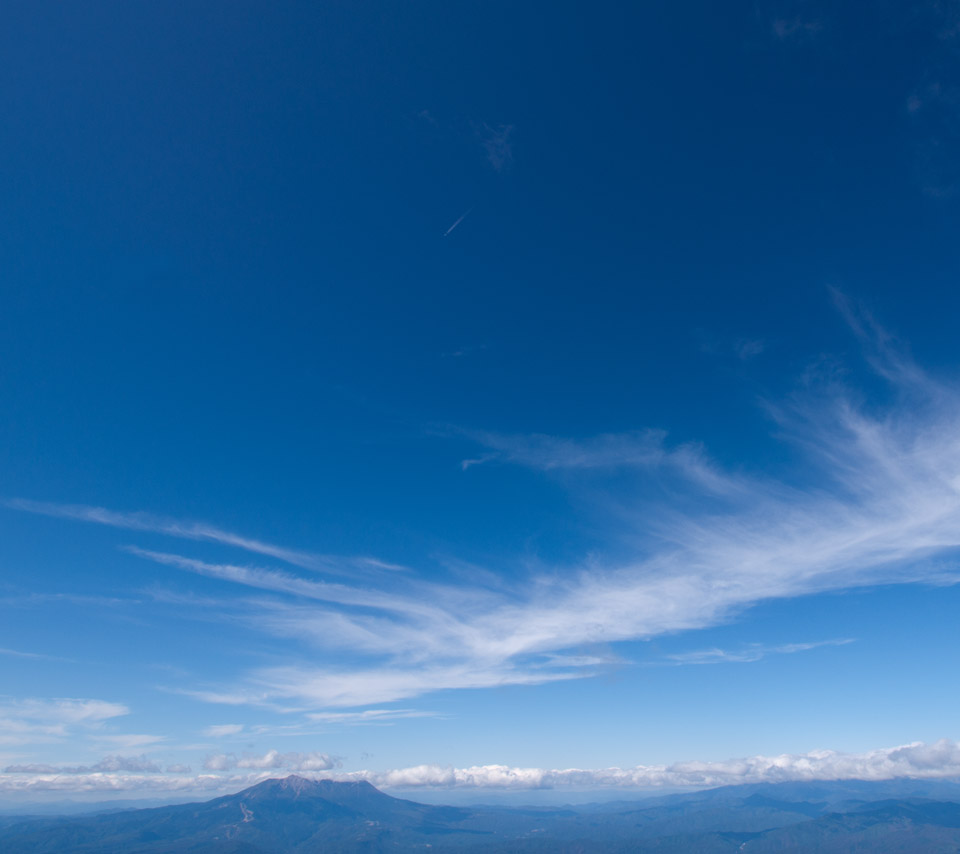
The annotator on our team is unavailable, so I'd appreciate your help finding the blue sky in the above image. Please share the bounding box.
[4,0,960,801]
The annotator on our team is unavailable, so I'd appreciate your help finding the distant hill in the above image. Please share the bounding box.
[2,775,960,852]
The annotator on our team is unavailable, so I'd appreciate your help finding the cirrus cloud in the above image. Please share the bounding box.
[9,301,960,717]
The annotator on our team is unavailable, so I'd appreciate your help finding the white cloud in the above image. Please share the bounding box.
[236,751,289,770]
[0,698,129,725]
[203,750,337,772]
[203,753,237,771]
[12,303,960,716]
[456,427,737,494]
[89,755,163,773]
[95,734,167,749]
[218,662,579,710]
[305,709,438,725]
[0,592,135,609]
[342,739,960,790]
[133,317,960,709]
[4,500,395,577]
[288,753,339,772]
[203,724,244,738]
[4,739,960,794]
[0,647,69,662]
[4,755,161,774]
[123,547,441,618]
[0,769,275,794]
[663,638,855,665]
[459,428,664,470]
[0,698,130,746]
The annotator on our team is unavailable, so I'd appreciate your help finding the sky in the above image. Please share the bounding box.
[4,0,960,803]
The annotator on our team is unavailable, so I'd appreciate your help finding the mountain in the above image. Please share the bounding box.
[0,776,499,853]
[741,799,960,854]
[2,776,960,852]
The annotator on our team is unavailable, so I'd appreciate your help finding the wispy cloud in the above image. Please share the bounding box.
[0,698,129,727]
[456,427,745,498]
[123,547,446,619]
[4,499,390,577]
[771,15,823,41]
[734,338,765,360]
[895,5,960,196]
[478,123,513,171]
[0,647,71,662]
[11,303,960,715]
[0,592,136,609]
[304,709,439,725]
[0,698,130,747]
[459,428,666,471]
[756,0,826,44]
[906,81,960,198]
[203,724,245,738]
[191,663,580,711]
[94,734,167,749]
[662,638,854,666]
[188,306,960,708]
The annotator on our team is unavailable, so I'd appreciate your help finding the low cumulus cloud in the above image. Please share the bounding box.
[4,740,960,794]
[165,764,192,773]
[4,755,161,775]
[203,750,338,773]
[344,739,960,790]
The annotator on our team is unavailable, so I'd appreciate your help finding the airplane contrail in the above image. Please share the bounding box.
[443,207,473,237]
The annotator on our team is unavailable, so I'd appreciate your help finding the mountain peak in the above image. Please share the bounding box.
[239,775,386,803]
[278,774,314,790]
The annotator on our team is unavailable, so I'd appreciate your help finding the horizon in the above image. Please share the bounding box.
[4,0,960,810]
[6,771,960,813]
[8,772,960,852]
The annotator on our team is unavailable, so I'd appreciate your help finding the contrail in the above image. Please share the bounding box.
[443,208,473,237]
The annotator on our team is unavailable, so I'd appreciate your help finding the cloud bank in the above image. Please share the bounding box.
[345,739,960,789]
[5,755,162,774]
[3,740,960,794]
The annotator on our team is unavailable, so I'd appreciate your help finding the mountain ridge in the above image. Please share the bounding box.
[3,775,960,852]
